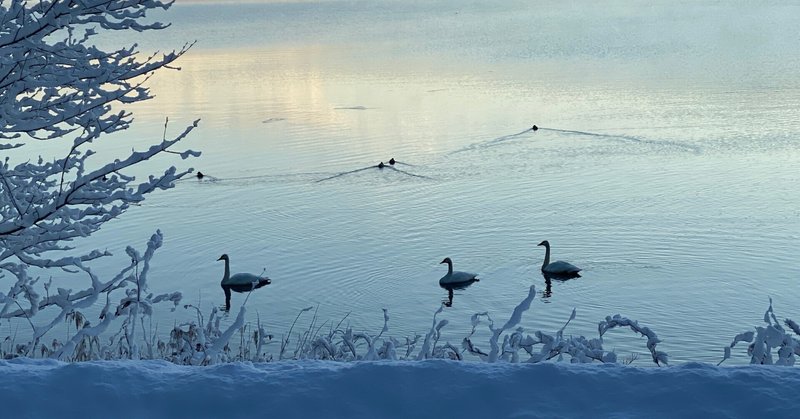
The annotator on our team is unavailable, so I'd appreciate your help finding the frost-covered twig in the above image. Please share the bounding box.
[204,306,247,364]
[47,232,181,361]
[488,285,536,362]
[416,304,445,360]
[279,306,313,360]
[598,314,668,365]
[720,298,798,366]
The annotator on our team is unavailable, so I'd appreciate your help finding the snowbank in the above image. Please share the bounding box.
[2,359,798,418]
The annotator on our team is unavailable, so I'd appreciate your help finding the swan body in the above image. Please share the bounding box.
[218,254,271,310]
[537,240,581,274]
[439,257,479,285]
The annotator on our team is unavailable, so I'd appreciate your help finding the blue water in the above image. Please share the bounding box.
[20,0,800,364]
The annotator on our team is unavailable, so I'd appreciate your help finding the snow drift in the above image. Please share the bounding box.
[1,358,798,418]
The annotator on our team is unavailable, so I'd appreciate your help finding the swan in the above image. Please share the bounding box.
[439,257,479,285]
[537,240,581,275]
[217,254,271,311]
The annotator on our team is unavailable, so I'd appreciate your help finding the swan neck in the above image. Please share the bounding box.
[222,258,230,283]
[542,246,551,270]
[446,260,453,276]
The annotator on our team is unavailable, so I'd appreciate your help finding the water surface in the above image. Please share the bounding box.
[22,1,800,364]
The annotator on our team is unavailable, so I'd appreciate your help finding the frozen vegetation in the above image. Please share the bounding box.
[2,1,800,416]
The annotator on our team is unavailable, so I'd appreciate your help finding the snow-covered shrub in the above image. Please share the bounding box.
[0,231,182,361]
[3,280,673,365]
[163,302,275,365]
[719,298,800,366]
[245,285,666,365]
[1,0,197,358]
[114,285,669,365]
[461,285,667,365]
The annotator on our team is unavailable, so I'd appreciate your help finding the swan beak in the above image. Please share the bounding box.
[439,259,447,264]
[537,241,545,246]
[216,255,223,261]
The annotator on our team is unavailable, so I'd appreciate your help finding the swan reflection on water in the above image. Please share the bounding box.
[539,271,581,301]
[440,279,480,307]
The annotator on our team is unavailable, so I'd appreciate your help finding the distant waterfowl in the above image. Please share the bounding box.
[531,125,538,131]
[439,257,479,285]
[537,240,581,275]
[191,171,219,182]
[316,159,429,182]
[217,254,271,311]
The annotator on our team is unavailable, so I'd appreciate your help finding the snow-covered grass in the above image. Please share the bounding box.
[3,284,675,366]
[5,279,800,369]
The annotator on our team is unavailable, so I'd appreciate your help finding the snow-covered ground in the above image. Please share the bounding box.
[2,358,798,418]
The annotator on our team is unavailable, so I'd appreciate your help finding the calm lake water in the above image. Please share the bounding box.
[23,1,800,364]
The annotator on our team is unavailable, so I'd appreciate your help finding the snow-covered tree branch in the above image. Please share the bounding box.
[1,0,197,350]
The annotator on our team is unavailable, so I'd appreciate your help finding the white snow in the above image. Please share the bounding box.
[2,358,799,418]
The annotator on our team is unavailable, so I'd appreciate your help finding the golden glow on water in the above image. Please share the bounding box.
[131,45,548,167]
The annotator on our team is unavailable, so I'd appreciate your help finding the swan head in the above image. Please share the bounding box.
[537,240,550,247]
[439,257,452,265]
[217,254,229,262]
[389,158,396,165]
[196,171,204,179]
[378,162,385,169]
